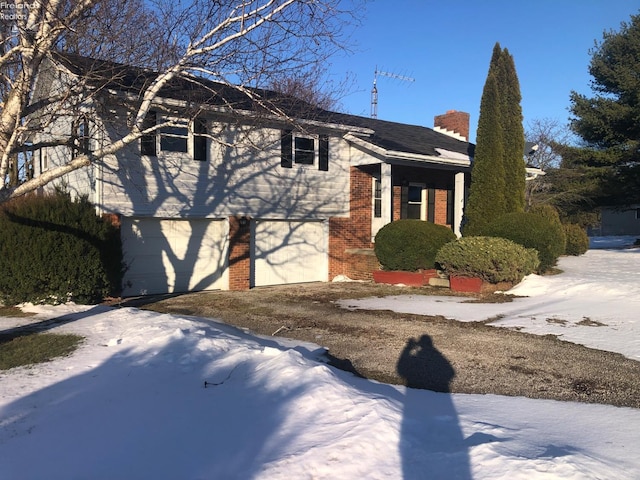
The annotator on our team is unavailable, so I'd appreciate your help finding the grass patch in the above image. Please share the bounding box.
[577,317,607,327]
[0,333,83,370]
[0,305,35,317]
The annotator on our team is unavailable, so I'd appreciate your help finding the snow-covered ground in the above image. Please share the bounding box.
[0,236,639,479]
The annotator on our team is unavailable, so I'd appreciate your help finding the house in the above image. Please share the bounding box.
[30,54,474,296]
[599,205,640,236]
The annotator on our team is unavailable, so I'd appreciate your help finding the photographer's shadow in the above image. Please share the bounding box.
[396,335,471,479]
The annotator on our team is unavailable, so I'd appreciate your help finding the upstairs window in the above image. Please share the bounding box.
[160,121,189,153]
[140,113,208,160]
[281,130,329,171]
[72,116,90,158]
[294,136,315,165]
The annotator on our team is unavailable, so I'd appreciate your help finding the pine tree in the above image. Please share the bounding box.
[464,72,505,234]
[464,43,526,234]
[568,12,640,206]
[499,49,526,212]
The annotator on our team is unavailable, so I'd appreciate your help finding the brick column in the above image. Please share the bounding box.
[228,216,251,290]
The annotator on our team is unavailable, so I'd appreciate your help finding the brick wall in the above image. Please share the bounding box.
[329,167,378,281]
[102,213,121,228]
[228,216,251,290]
[434,189,449,226]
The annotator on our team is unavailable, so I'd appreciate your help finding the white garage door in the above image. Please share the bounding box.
[252,220,328,287]
[121,218,229,296]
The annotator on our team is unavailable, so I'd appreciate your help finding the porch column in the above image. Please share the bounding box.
[381,162,392,225]
[453,171,465,237]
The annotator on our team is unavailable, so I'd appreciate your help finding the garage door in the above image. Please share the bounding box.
[252,220,328,287]
[121,218,229,296]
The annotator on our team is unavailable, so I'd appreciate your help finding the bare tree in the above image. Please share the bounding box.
[525,118,575,170]
[524,117,575,207]
[0,0,357,201]
[267,64,355,111]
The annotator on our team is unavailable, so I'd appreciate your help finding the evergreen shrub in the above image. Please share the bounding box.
[481,212,566,273]
[374,219,456,271]
[436,236,539,284]
[528,204,567,251]
[564,223,590,256]
[0,192,123,305]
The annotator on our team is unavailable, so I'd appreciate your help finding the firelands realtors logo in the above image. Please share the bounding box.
[1,2,37,21]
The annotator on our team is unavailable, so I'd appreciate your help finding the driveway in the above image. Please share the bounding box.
[137,282,640,408]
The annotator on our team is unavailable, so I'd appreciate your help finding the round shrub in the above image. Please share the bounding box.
[564,223,589,256]
[480,212,566,273]
[436,236,539,284]
[528,204,567,252]
[374,219,456,271]
[0,192,123,305]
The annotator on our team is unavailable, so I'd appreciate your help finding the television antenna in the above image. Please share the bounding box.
[371,68,415,119]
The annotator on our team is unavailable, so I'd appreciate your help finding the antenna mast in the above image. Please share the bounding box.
[371,68,415,119]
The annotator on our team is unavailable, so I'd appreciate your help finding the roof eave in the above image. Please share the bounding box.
[345,133,471,169]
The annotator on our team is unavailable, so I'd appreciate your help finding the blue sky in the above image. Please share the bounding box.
[328,0,639,142]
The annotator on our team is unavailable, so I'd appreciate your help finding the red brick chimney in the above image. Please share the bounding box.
[434,110,470,142]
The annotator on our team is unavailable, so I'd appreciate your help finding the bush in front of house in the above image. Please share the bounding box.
[435,236,539,284]
[564,223,590,256]
[528,203,567,252]
[374,219,456,271]
[480,212,566,274]
[0,191,123,305]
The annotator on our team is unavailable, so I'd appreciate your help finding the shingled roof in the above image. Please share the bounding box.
[52,52,474,160]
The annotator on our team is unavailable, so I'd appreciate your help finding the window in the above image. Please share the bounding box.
[406,184,423,219]
[72,116,90,158]
[636,208,640,220]
[40,148,48,172]
[281,130,329,171]
[373,178,382,218]
[160,122,189,153]
[140,113,208,160]
[294,136,315,165]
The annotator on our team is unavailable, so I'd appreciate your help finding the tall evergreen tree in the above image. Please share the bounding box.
[464,43,525,233]
[499,49,526,212]
[568,12,640,206]
[464,72,505,234]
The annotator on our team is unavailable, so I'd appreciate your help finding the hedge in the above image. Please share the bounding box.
[0,192,123,305]
[374,219,456,271]
[480,212,566,273]
[436,236,539,284]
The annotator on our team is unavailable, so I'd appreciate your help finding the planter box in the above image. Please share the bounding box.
[449,275,483,293]
[373,270,437,287]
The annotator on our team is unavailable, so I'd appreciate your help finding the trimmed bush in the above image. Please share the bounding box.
[0,192,123,305]
[374,219,456,271]
[564,223,589,256]
[436,236,539,284]
[528,204,567,252]
[480,212,566,273]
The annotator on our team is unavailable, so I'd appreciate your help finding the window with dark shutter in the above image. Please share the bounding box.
[318,135,329,171]
[281,130,293,168]
[72,116,90,159]
[141,111,157,156]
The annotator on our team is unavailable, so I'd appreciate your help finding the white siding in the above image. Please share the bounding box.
[99,125,350,219]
